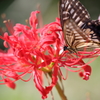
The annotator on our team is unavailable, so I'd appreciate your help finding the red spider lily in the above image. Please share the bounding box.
[0,11,100,99]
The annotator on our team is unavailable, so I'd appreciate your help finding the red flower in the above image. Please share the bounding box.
[0,11,100,99]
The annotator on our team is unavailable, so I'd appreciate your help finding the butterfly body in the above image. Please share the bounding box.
[59,0,100,52]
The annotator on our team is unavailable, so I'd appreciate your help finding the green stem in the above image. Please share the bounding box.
[55,81,68,100]
[48,72,68,100]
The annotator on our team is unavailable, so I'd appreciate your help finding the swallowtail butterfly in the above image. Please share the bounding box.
[59,0,100,52]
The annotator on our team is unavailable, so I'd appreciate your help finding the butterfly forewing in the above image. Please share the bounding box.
[59,0,90,28]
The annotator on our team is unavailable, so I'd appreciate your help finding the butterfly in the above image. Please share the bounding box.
[59,0,100,52]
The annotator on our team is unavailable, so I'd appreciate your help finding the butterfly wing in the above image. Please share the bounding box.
[82,20,100,44]
[59,0,100,51]
[59,0,90,29]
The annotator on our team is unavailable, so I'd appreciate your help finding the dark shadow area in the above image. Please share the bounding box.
[0,0,15,50]
[0,0,14,14]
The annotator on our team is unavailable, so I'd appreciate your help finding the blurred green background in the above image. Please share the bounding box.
[0,0,100,100]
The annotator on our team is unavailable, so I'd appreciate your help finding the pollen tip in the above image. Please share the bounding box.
[8,19,11,22]
[98,15,100,22]
[3,20,7,23]
[25,19,28,23]
[1,13,6,19]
